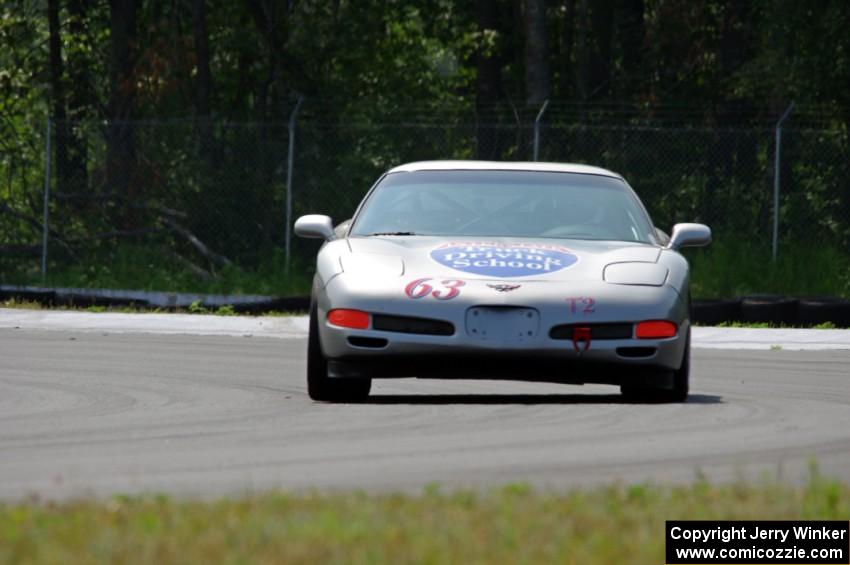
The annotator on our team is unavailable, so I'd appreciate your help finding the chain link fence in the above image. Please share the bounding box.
[1,114,848,293]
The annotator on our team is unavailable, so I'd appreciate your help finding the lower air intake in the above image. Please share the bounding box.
[347,337,389,349]
[616,347,657,358]
[549,323,632,340]
[372,314,455,336]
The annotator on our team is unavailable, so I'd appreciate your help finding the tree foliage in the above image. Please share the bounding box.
[7,0,848,125]
[1,0,849,289]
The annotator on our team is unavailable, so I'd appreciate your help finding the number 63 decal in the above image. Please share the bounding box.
[405,278,466,300]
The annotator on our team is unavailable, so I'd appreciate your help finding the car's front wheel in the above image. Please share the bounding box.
[307,301,371,402]
[620,329,690,403]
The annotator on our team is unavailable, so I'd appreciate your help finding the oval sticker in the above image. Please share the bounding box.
[430,242,578,278]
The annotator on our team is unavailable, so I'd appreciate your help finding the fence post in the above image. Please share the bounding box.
[532,99,549,162]
[772,102,794,261]
[285,96,304,272]
[41,117,52,283]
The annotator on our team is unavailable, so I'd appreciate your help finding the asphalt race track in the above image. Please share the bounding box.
[2,328,850,500]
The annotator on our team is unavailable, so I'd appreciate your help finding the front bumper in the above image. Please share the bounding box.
[316,276,689,383]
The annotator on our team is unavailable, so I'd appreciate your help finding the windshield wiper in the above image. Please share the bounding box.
[364,231,418,236]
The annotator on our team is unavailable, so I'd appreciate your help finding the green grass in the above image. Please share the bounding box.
[1,475,848,564]
[685,237,850,299]
[700,321,841,329]
[0,298,304,317]
[1,245,313,296]
[3,238,849,300]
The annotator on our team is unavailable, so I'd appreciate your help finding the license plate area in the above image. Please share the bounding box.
[465,306,540,342]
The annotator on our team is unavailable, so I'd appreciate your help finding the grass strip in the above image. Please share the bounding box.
[685,238,850,299]
[4,238,849,299]
[2,475,848,564]
[0,298,303,317]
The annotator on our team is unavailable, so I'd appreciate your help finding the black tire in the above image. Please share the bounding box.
[691,298,741,326]
[739,294,798,326]
[797,297,850,328]
[307,301,371,402]
[621,329,690,403]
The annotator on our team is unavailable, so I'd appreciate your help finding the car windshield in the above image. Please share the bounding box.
[350,170,655,243]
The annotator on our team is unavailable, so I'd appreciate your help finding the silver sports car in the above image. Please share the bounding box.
[295,161,711,402]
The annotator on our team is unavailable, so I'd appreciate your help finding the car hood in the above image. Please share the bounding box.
[343,236,662,283]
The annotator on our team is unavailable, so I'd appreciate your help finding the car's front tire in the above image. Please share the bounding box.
[620,329,690,403]
[307,301,371,402]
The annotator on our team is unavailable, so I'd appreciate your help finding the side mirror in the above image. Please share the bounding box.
[667,223,711,250]
[294,214,335,240]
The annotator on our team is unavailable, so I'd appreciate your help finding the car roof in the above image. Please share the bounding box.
[386,160,623,179]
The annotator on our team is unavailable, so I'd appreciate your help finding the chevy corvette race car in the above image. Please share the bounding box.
[295,161,711,403]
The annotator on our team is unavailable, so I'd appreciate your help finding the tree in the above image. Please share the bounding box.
[615,0,644,98]
[192,0,214,166]
[192,0,212,121]
[475,0,505,159]
[65,0,94,200]
[46,0,68,194]
[244,0,293,121]
[576,0,613,101]
[556,0,576,99]
[105,0,138,226]
[523,0,550,106]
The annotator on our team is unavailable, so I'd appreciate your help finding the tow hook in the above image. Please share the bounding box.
[572,326,592,354]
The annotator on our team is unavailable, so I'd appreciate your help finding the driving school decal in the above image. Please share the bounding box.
[430,242,578,278]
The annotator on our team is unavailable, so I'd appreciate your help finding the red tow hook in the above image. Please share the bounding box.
[572,326,592,354]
